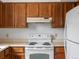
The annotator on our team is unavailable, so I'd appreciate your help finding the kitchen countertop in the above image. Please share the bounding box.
[53,39,64,46]
[0,39,64,46]
[0,43,27,52]
[0,45,9,52]
[0,39,64,52]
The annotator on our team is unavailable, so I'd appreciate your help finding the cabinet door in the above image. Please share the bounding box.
[51,3,64,28]
[27,3,39,17]
[0,2,3,27]
[5,54,11,59]
[11,47,24,53]
[11,47,25,59]
[75,2,79,5]
[12,53,24,59]
[2,3,14,28]
[54,47,65,59]
[4,48,12,59]
[13,4,27,28]
[0,51,4,59]
[39,3,51,17]
[64,2,75,13]
[5,55,10,59]
[55,53,65,59]
[63,2,75,27]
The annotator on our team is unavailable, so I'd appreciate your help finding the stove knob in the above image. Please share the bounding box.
[38,35,41,37]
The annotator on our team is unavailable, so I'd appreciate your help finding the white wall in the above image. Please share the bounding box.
[0,28,64,39]
[0,22,64,42]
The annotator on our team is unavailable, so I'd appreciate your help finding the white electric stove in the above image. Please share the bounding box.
[25,34,54,59]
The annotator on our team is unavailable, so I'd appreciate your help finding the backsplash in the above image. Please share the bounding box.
[0,28,64,43]
[0,21,64,42]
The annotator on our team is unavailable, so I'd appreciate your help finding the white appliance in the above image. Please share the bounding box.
[27,17,52,30]
[64,5,79,59]
[25,34,54,59]
[27,17,52,23]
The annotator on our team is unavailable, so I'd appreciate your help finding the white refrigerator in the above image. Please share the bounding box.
[65,5,79,59]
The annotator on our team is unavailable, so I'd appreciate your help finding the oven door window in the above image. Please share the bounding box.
[30,54,49,59]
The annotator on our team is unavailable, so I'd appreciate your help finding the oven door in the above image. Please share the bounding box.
[25,48,53,59]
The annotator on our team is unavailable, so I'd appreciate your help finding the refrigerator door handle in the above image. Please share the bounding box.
[64,39,67,59]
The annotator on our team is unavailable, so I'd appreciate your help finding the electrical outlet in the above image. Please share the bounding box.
[55,33,58,37]
[6,33,9,38]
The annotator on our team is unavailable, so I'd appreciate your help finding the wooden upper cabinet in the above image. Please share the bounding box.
[51,3,64,28]
[1,3,27,28]
[63,2,75,27]
[0,2,3,27]
[27,3,39,17]
[0,3,76,28]
[75,2,79,5]
[13,4,27,28]
[27,3,51,17]
[51,2,75,28]
[2,3,14,28]
[39,3,51,17]
[64,2,75,14]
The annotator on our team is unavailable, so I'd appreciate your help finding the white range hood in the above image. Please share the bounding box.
[1,0,77,2]
[27,17,52,23]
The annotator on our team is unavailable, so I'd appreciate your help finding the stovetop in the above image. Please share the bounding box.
[26,34,54,49]
[26,42,53,49]
[29,42,51,45]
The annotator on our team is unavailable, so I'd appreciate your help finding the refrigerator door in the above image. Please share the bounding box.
[66,40,79,59]
[66,5,79,42]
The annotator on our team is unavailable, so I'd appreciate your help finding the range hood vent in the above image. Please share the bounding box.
[27,17,52,23]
